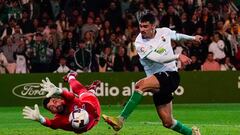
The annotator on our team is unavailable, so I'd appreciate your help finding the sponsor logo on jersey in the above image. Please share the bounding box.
[154,47,166,54]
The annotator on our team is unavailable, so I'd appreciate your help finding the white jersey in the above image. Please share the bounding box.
[135,28,180,76]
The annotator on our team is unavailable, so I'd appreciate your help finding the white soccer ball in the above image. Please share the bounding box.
[69,109,89,129]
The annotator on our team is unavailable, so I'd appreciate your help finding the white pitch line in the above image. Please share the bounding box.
[141,122,240,127]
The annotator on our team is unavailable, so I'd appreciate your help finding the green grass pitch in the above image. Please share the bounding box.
[0,104,240,135]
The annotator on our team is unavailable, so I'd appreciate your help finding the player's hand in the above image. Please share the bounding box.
[22,104,46,124]
[22,104,41,121]
[194,35,203,42]
[178,54,191,66]
[40,77,62,98]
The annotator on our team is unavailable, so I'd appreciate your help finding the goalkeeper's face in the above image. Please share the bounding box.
[47,98,66,114]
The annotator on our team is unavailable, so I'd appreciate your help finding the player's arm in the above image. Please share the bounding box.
[22,104,60,129]
[22,105,66,129]
[22,104,46,125]
[40,77,75,101]
[135,41,181,63]
[146,51,179,63]
[168,28,203,42]
[175,33,203,42]
[135,40,191,64]
[41,116,62,129]
[146,51,191,65]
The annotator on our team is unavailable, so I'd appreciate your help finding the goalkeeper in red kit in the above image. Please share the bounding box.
[22,71,101,134]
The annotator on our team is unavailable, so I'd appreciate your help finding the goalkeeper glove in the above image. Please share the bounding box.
[22,104,46,124]
[40,77,63,98]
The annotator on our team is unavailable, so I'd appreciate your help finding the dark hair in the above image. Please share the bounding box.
[139,13,156,24]
[43,97,51,110]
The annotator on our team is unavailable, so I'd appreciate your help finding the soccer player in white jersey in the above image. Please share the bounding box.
[102,13,202,135]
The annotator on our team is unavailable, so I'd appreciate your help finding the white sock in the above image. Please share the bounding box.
[170,119,177,129]
[68,76,75,82]
[89,89,96,94]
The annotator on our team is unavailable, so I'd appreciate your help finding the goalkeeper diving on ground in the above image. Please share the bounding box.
[22,71,101,134]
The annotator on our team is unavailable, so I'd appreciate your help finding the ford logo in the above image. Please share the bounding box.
[12,83,46,99]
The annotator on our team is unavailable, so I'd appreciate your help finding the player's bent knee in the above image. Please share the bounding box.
[135,80,144,91]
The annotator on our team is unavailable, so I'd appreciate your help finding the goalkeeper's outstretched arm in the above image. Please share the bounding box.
[22,104,60,129]
[40,77,63,98]
[22,104,46,124]
[40,77,75,101]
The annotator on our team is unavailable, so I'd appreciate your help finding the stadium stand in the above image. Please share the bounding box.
[0,0,239,73]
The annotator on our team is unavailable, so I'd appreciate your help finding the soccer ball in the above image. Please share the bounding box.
[69,109,89,129]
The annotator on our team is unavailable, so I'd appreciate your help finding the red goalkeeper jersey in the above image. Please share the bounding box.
[43,90,101,134]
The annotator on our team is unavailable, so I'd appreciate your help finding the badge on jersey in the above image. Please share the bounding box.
[161,36,166,42]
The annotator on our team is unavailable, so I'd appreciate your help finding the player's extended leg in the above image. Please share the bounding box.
[153,71,200,135]
[69,78,88,95]
[102,75,159,131]
[85,80,101,94]
[156,102,194,135]
[159,104,201,135]
[64,71,88,95]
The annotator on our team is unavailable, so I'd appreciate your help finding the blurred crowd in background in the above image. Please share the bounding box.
[0,0,239,74]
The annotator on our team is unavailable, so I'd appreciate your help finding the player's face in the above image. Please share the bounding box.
[139,21,156,39]
[47,98,65,114]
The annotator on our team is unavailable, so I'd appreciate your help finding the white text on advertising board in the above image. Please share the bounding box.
[12,82,184,99]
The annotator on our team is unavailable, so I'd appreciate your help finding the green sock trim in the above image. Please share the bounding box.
[120,91,143,119]
[172,120,192,135]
